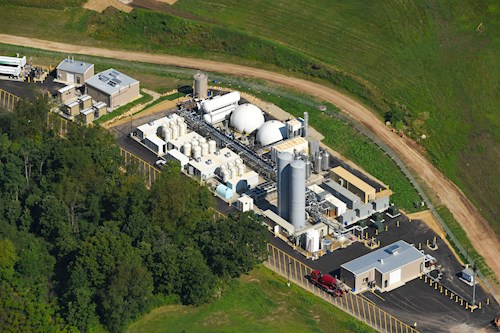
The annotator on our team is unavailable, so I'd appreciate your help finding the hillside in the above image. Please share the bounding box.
[170,0,499,231]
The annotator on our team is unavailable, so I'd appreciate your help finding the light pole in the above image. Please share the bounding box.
[472,264,477,306]
[287,261,291,287]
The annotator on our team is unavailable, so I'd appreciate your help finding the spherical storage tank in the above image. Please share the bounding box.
[256,120,287,146]
[229,103,265,134]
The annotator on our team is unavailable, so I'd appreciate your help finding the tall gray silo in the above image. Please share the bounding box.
[289,159,306,230]
[277,152,294,220]
[193,72,208,99]
[302,112,309,137]
[322,151,330,171]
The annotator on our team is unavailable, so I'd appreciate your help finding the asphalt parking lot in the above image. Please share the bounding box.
[0,71,64,98]
[267,215,499,333]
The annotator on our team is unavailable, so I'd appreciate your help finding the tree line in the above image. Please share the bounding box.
[0,97,268,332]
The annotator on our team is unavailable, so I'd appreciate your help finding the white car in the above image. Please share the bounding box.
[154,159,167,167]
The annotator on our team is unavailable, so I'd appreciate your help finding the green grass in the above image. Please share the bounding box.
[0,2,496,233]
[436,206,497,284]
[127,266,374,333]
[94,92,153,125]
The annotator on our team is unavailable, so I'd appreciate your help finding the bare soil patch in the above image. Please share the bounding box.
[83,0,133,13]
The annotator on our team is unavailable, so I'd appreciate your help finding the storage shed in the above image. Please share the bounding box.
[341,240,425,294]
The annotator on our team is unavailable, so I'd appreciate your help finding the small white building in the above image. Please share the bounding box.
[237,195,254,212]
[165,149,189,169]
[271,136,309,162]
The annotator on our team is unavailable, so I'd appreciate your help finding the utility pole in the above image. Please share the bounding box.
[472,264,477,306]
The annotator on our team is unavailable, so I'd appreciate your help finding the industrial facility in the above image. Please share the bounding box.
[132,71,396,259]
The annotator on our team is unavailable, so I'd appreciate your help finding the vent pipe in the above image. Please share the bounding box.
[302,112,309,137]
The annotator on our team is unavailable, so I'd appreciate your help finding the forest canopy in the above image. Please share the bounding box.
[0,97,268,332]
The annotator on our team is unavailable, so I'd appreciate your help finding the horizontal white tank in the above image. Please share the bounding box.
[0,56,26,67]
[0,65,21,77]
[201,91,240,113]
[208,140,217,154]
[192,146,202,159]
[182,143,192,157]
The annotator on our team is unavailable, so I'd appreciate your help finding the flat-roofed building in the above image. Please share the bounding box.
[321,180,361,210]
[64,100,80,117]
[330,166,376,203]
[78,94,92,110]
[271,136,309,162]
[80,108,95,125]
[56,58,94,86]
[341,240,425,294]
[144,136,166,155]
[85,69,140,109]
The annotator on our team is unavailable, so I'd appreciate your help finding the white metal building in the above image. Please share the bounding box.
[341,240,425,294]
[165,149,190,168]
[271,136,308,162]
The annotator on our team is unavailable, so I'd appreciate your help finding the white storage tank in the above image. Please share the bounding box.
[238,164,245,176]
[208,140,217,154]
[227,161,235,169]
[182,143,192,157]
[161,126,171,141]
[306,230,320,253]
[201,143,209,157]
[193,146,202,159]
[201,91,240,113]
[221,169,230,183]
[179,123,187,137]
[230,167,238,179]
[235,158,243,166]
[171,125,179,140]
[191,138,199,147]
[199,137,207,144]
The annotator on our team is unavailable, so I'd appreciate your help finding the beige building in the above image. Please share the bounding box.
[341,241,424,294]
[57,85,76,103]
[330,166,376,203]
[85,69,140,109]
[56,58,94,86]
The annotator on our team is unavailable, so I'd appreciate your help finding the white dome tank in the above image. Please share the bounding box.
[256,120,287,146]
[229,103,265,134]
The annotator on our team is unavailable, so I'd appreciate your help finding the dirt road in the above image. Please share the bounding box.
[1,34,498,288]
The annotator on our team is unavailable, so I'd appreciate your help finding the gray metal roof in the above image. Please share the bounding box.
[85,68,139,96]
[322,180,360,205]
[57,59,93,75]
[341,240,424,275]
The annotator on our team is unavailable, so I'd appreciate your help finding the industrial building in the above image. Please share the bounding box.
[341,240,425,294]
[0,55,26,79]
[330,166,376,203]
[85,69,140,109]
[57,85,76,103]
[56,58,94,86]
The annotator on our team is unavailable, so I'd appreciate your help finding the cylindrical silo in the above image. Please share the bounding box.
[305,159,312,178]
[314,153,322,173]
[208,140,216,154]
[322,151,330,171]
[289,159,306,230]
[191,139,199,147]
[221,169,229,183]
[235,158,243,166]
[179,123,187,137]
[230,167,238,179]
[161,126,171,141]
[201,143,209,157]
[238,164,245,176]
[227,161,235,169]
[277,152,294,221]
[198,137,207,145]
[171,125,179,140]
[193,146,201,159]
[193,72,208,100]
[182,143,192,157]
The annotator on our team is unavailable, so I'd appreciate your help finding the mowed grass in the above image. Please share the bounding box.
[127,266,374,333]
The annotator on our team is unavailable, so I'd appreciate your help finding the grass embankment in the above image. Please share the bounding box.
[436,206,496,284]
[127,266,374,333]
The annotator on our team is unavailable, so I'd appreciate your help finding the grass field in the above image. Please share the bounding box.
[127,266,374,333]
[0,1,496,233]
